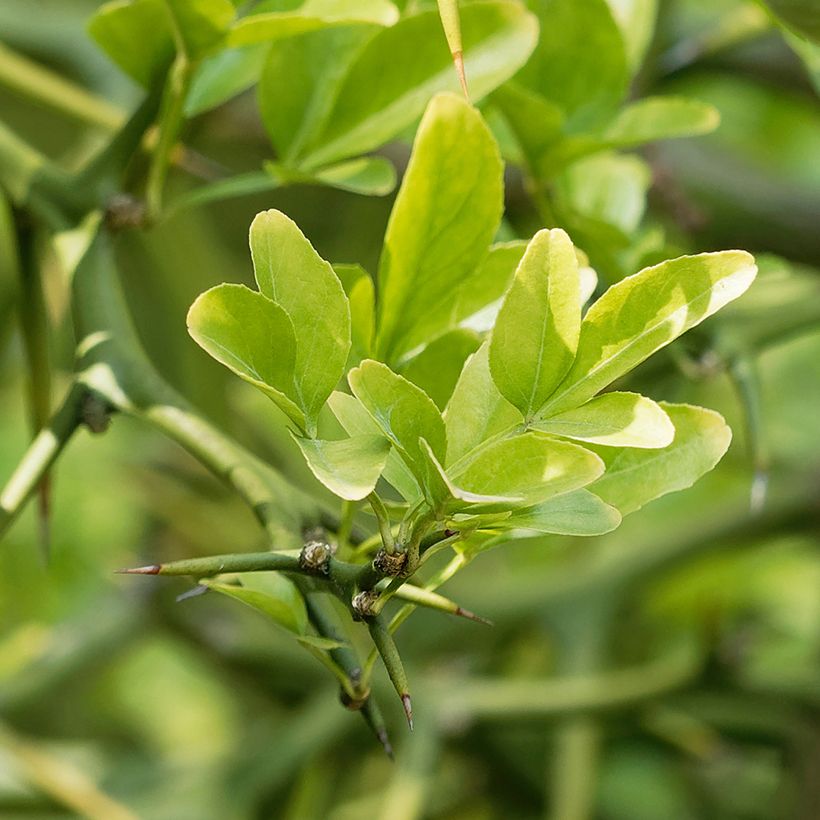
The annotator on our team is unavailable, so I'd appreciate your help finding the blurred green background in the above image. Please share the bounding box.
[1,0,819,818]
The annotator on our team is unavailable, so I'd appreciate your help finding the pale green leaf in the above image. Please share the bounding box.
[540,251,758,415]
[327,391,420,500]
[186,42,269,115]
[88,0,174,87]
[292,433,390,500]
[504,489,621,535]
[165,0,235,58]
[333,264,375,363]
[444,342,522,467]
[375,92,503,362]
[228,0,398,46]
[348,360,446,484]
[250,210,350,434]
[400,329,481,410]
[489,228,581,419]
[203,571,307,634]
[590,402,733,514]
[534,392,674,448]
[186,283,304,429]
[603,97,720,147]
[452,432,605,507]
[605,0,657,70]
[299,2,538,168]
[516,0,628,128]
[310,156,396,195]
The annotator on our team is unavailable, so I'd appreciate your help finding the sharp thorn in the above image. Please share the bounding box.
[116,564,161,575]
[453,52,469,101]
[455,606,494,627]
[401,693,414,731]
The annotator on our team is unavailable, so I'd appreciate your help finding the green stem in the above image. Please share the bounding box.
[121,550,302,576]
[369,492,395,554]
[0,382,86,540]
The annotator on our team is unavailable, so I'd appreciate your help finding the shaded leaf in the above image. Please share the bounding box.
[603,96,720,147]
[504,489,621,535]
[165,0,235,58]
[292,433,390,500]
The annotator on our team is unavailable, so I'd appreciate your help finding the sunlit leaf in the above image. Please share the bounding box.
[165,0,235,58]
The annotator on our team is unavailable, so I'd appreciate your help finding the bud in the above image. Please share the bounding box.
[299,538,332,574]
[351,589,379,620]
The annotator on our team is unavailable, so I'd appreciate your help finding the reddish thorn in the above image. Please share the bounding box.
[401,694,414,731]
[453,52,469,101]
[116,564,161,575]
[455,607,494,627]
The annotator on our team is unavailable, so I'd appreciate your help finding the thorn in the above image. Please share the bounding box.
[455,606,494,627]
[378,727,395,760]
[401,693,414,731]
[176,584,209,602]
[116,564,161,575]
[453,52,469,101]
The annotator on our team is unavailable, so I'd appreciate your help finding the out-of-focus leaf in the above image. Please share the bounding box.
[348,360,446,485]
[186,283,305,428]
[328,391,420,500]
[516,0,627,128]
[375,93,502,363]
[186,42,269,114]
[489,229,580,419]
[292,433,390,500]
[308,156,396,195]
[504,488,621,535]
[603,97,720,147]
[165,0,236,58]
[204,571,307,634]
[250,210,350,434]
[605,0,658,70]
[590,402,733,514]
[298,2,539,168]
[400,329,481,410]
[761,0,820,43]
[444,342,521,467]
[228,0,398,45]
[88,0,174,87]
[534,392,675,448]
[540,251,758,415]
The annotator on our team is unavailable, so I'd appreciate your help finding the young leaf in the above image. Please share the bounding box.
[228,0,398,46]
[299,2,538,168]
[375,92,503,363]
[489,228,581,420]
[540,251,758,416]
[400,329,481,410]
[444,342,522,467]
[348,360,446,484]
[328,391,420,501]
[203,571,308,634]
[504,489,621,535]
[590,402,733,514]
[602,97,720,148]
[534,391,674,448]
[250,210,350,434]
[88,0,174,87]
[292,433,390,501]
[334,264,375,364]
[165,0,235,59]
[451,432,605,507]
[186,283,305,429]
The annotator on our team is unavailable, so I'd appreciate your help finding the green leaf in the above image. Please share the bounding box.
[540,251,758,416]
[605,0,657,70]
[348,360,446,485]
[534,392,674,448]
[165,0,235,58]
[299,2,539,168]
[489,228,581,420]
[166,169,286,216]
[333,264,375,364]
[590,403,733,515]
[327,391,420,500]
[375,92,503,362]
[444,342,522,467]
[186,42,269,114]
[400,329,481,410]
[250,210,350,434]
[292,433,390,500]
[203,571,307,634]
[186,283,305,429]
[504,489,621,535]
[309,156,396,195]
[228,0,398,46]
[451,432,605,507]
[88,0,174,87]
[762,0,820,43]
[516,0,628,128]
[602,96,720,147]
[259,25,378,163]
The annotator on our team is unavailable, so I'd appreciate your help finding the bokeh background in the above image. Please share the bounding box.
[1,0,819,818]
